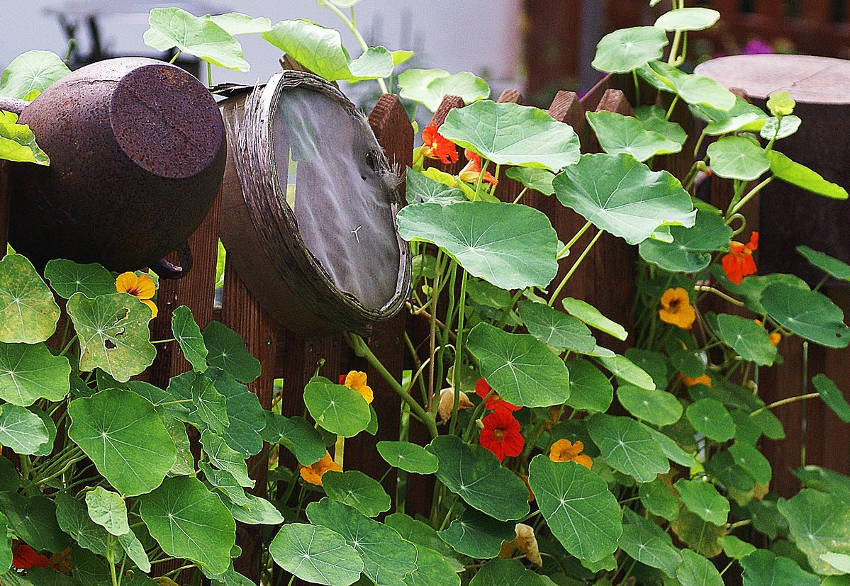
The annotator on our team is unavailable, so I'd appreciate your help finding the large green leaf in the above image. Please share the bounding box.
[643,425,696,467]
[592,27,668,73]
[760,115,801,141]
[438,508,515,559]
[797,246,850,282]
[224,493,283,526]
[587,414,669,482]
[0,254,59,343]
[554,153,695,245]
[676,549,723,586]
[426,435,529,521]
[269,523,363,586]
[778,489,850,575]
[208,368,265,457]
[761,284,850,348]
[638,60,736,111]
[0,404,48,455]
[597,354,655,390]
[263,413,327,466]
[377,441,438,474]
[397,202,558,290]
[768,151,848,199]
[655,7,720,30]
[561,297,628,341]
[440,100,580,170]
[208,13,271,35]
[190,374,229,433]
[639,478,679,521]
[469,558,551,585]
[68,389,176,496]
[397,68,489,112]
[144,8,249,71]
[707,136,770,181]
[54,493,113,557]
[67,292,155,382]
[528,455,621,563]
[517,301,596,353]
[43,259,115,299]
[740,550,819,586]
[171,305,207,372]
[586,111,683,161]
[263,20,391,82]
[405,167,466,206]
[813,374,850,423]
[85,487,129,537]
[674,479,729,526]
[0,342,69,406]
[405,543,461,586]
[0,51,69,100]
[616,386,682,426]
[639,209,729,271]
[505,168,556,196]
[322,470,390,517]
[728,442,772,484]
[686,398,736,442]
[201,431,253,488]
[639,238,710,273]
[384,513,463,573]
[0,111,50,165]
[0,493,68,553]
[715,313,777,366]
[303,376,371,438]
[467,323,570,407]
[202,321,260,383]
[307,498,417,585]
[564,359,613,413]
[139,476,236,575]
[619,508,681,577]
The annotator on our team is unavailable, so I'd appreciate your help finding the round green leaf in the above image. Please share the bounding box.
[201,430,253,489]
[586,111,683,161]
[467,322,570,408]
[397,202,558,291]
[426,435,529,521]
[397,68,490,112]
[564,359,613,413]
[674,479,729,525]
[625,348,669,389]
[0,111,50,165]
[0,254,59,344]
[517,301,596,353]
[505,168,556,196]
[322,470,390,517]
[768,151,848,199]
[676,549,723,586]
[707,136,770,181]
[643,425,697,467]
[639,238,711,273]
[655,8,720,31]
[635,105,689,142]
[405,542,461,586]
[303,376,371,438]
[554,153,696,245]
[208,369,265,457]
[469,558,550,585]
[0,404,48,455]
[715,313,777,366]
[263,413,327,467]
[597,354,655,390]
[686,398,736,442]
[55,493,113,557]
[172,305,207,372]
[0,493,68,553]
[638,61,736,111]
[43,259,115,299]
[0,342,69,406]
[669,209,732,252]
[761,284,850,348]
[144,8,249,71]
[224,493,283,526]
[528,455,622,563]
[68,389,176,496]
[139,476,236,575]
[190,374,229,432]
[377,441,438,474]
[208,13,271,35]
[202,321,260,383]
[439,508,515,559]
[778,489,850,575]
[307,498,417,585]
[384,513,464,573]
[813,373,850,423]
[639,478,679,521]
[0,50,69,101]
[440,100,580,170]
[561,297,628,341]
[587,414,669,482]
[617,386,682,426]
[270,523,363,586]
[406,167,466,205]
[619,508,681,577]
[760,115,801,141]
[728,442,772,484]
[85,487,129,537]
[718,535,757,560]
[797,246,850,282]
[592,27,668,73]
[740,550,820,586]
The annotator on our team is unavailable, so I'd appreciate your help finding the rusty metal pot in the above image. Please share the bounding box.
[1,57,226,276]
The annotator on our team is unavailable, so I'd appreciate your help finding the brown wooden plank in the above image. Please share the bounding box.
[754,0,786,18]
[802,0,831,21]
[523,0,582,98]
[425,95,465,177]
[549,90,589,148]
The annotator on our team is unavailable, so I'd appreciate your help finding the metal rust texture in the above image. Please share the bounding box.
[7,57,225,272]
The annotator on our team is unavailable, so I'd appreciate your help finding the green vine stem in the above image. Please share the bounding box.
[548,229,603,306]
[749,392,819,417]
[320,0,389,94]
[449,270,469,435]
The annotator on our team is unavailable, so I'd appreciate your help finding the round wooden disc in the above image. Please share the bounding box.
[695,54,850,104]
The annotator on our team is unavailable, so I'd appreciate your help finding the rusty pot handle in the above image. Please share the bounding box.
[0,97,26,116]
[151,241,193,280]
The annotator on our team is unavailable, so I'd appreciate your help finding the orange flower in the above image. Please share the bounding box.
[421,122,458,164]
[115,271,158,317]
[475,378,520,412]
[342,370,373,404]
[658,287,695,330]
[480,409,524,462]
[722,232,758,284]
[548,438,593,469]
[769,332,782,346]
[459,149,498,186]
[681,373,711,387]
[299,451,341,486]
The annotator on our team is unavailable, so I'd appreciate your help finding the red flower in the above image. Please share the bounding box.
[480,409,525,462]
[12,543,51,570]
[475,378,520,412]
[459,150,498,186]
[421,123,458,164]
[722,232,758,284]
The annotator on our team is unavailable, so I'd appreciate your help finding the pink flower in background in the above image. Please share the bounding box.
[743,39,773,55]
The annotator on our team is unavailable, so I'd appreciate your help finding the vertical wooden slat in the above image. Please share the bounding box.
[754,0,786,18]
[802,0,831,21]
[523,0,583,98]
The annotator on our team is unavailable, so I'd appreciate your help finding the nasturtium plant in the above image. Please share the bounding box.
[0,50,69,101]
[398,68,490,112]
[0,111,50,165]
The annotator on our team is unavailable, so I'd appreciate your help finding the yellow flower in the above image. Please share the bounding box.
[299,451,341,486]
[548,439,593,469]
[343,370,373,404]
[769,332,782,346]
[681,373,711,387]
[658,287,695,330]
[115,271,158,317]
